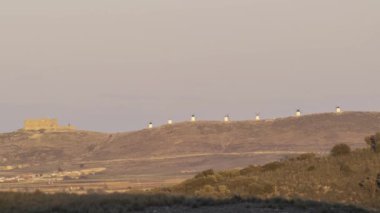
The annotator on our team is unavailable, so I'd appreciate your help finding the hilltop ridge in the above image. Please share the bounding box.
[90,111,380,159]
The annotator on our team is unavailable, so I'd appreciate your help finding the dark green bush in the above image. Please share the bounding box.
[330,144,351,157]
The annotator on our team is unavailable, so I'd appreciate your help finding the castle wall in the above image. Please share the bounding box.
[23,119,75,131]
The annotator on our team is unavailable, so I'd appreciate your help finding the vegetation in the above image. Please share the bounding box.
[365,133,380,153]
[330,143,351,156]
[0,191,370,213]
[164,134,380,211]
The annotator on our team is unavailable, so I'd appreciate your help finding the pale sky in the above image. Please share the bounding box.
[0,0,379,132]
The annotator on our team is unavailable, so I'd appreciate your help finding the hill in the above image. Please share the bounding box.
[166,147,380,210]
[0,111,380,192]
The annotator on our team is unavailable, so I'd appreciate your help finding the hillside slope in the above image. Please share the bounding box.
[92,112,380,160]
[0,112,379,191]
[167,148,380,210]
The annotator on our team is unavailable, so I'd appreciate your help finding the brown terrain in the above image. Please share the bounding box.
[0,111,379,193]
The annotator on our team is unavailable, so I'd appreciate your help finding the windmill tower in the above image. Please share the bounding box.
[191,114,196,122]
[224,115,230,122]
[148,122,153,129]
[255,113,261,121]
[168,119,173,125]
[296,109,302,117]
[336,106,342,113]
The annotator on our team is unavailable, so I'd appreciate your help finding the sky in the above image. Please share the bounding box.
[0,0,379,132]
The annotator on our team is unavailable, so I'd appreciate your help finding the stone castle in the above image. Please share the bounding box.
[23,118,75,131]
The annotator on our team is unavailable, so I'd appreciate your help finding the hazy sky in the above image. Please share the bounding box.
[1,0,379,132]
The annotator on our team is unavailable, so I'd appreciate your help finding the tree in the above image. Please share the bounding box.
[365,133,380,153]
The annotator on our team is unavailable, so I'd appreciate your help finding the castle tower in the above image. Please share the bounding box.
[168,119,173,125]
[148,122,153,129]
[296,109,302,117]
[336,106,342,113]
[224,115,230,122]
[191,115,196,122]
[255,113,260,121]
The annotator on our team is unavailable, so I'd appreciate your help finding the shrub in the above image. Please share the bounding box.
[245,181,274,196]
[365,133,380,153]
[295,153,316,161]
[330,144,351,157]
[307,165,316,171]
[176,175,219,194]
[261,162,284,172]
[217,185,231,195]
[219,170,241,178]
[239,165,261,176]
[339,163,353,176]
[195,169,215,179]
[195,185,217,198]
